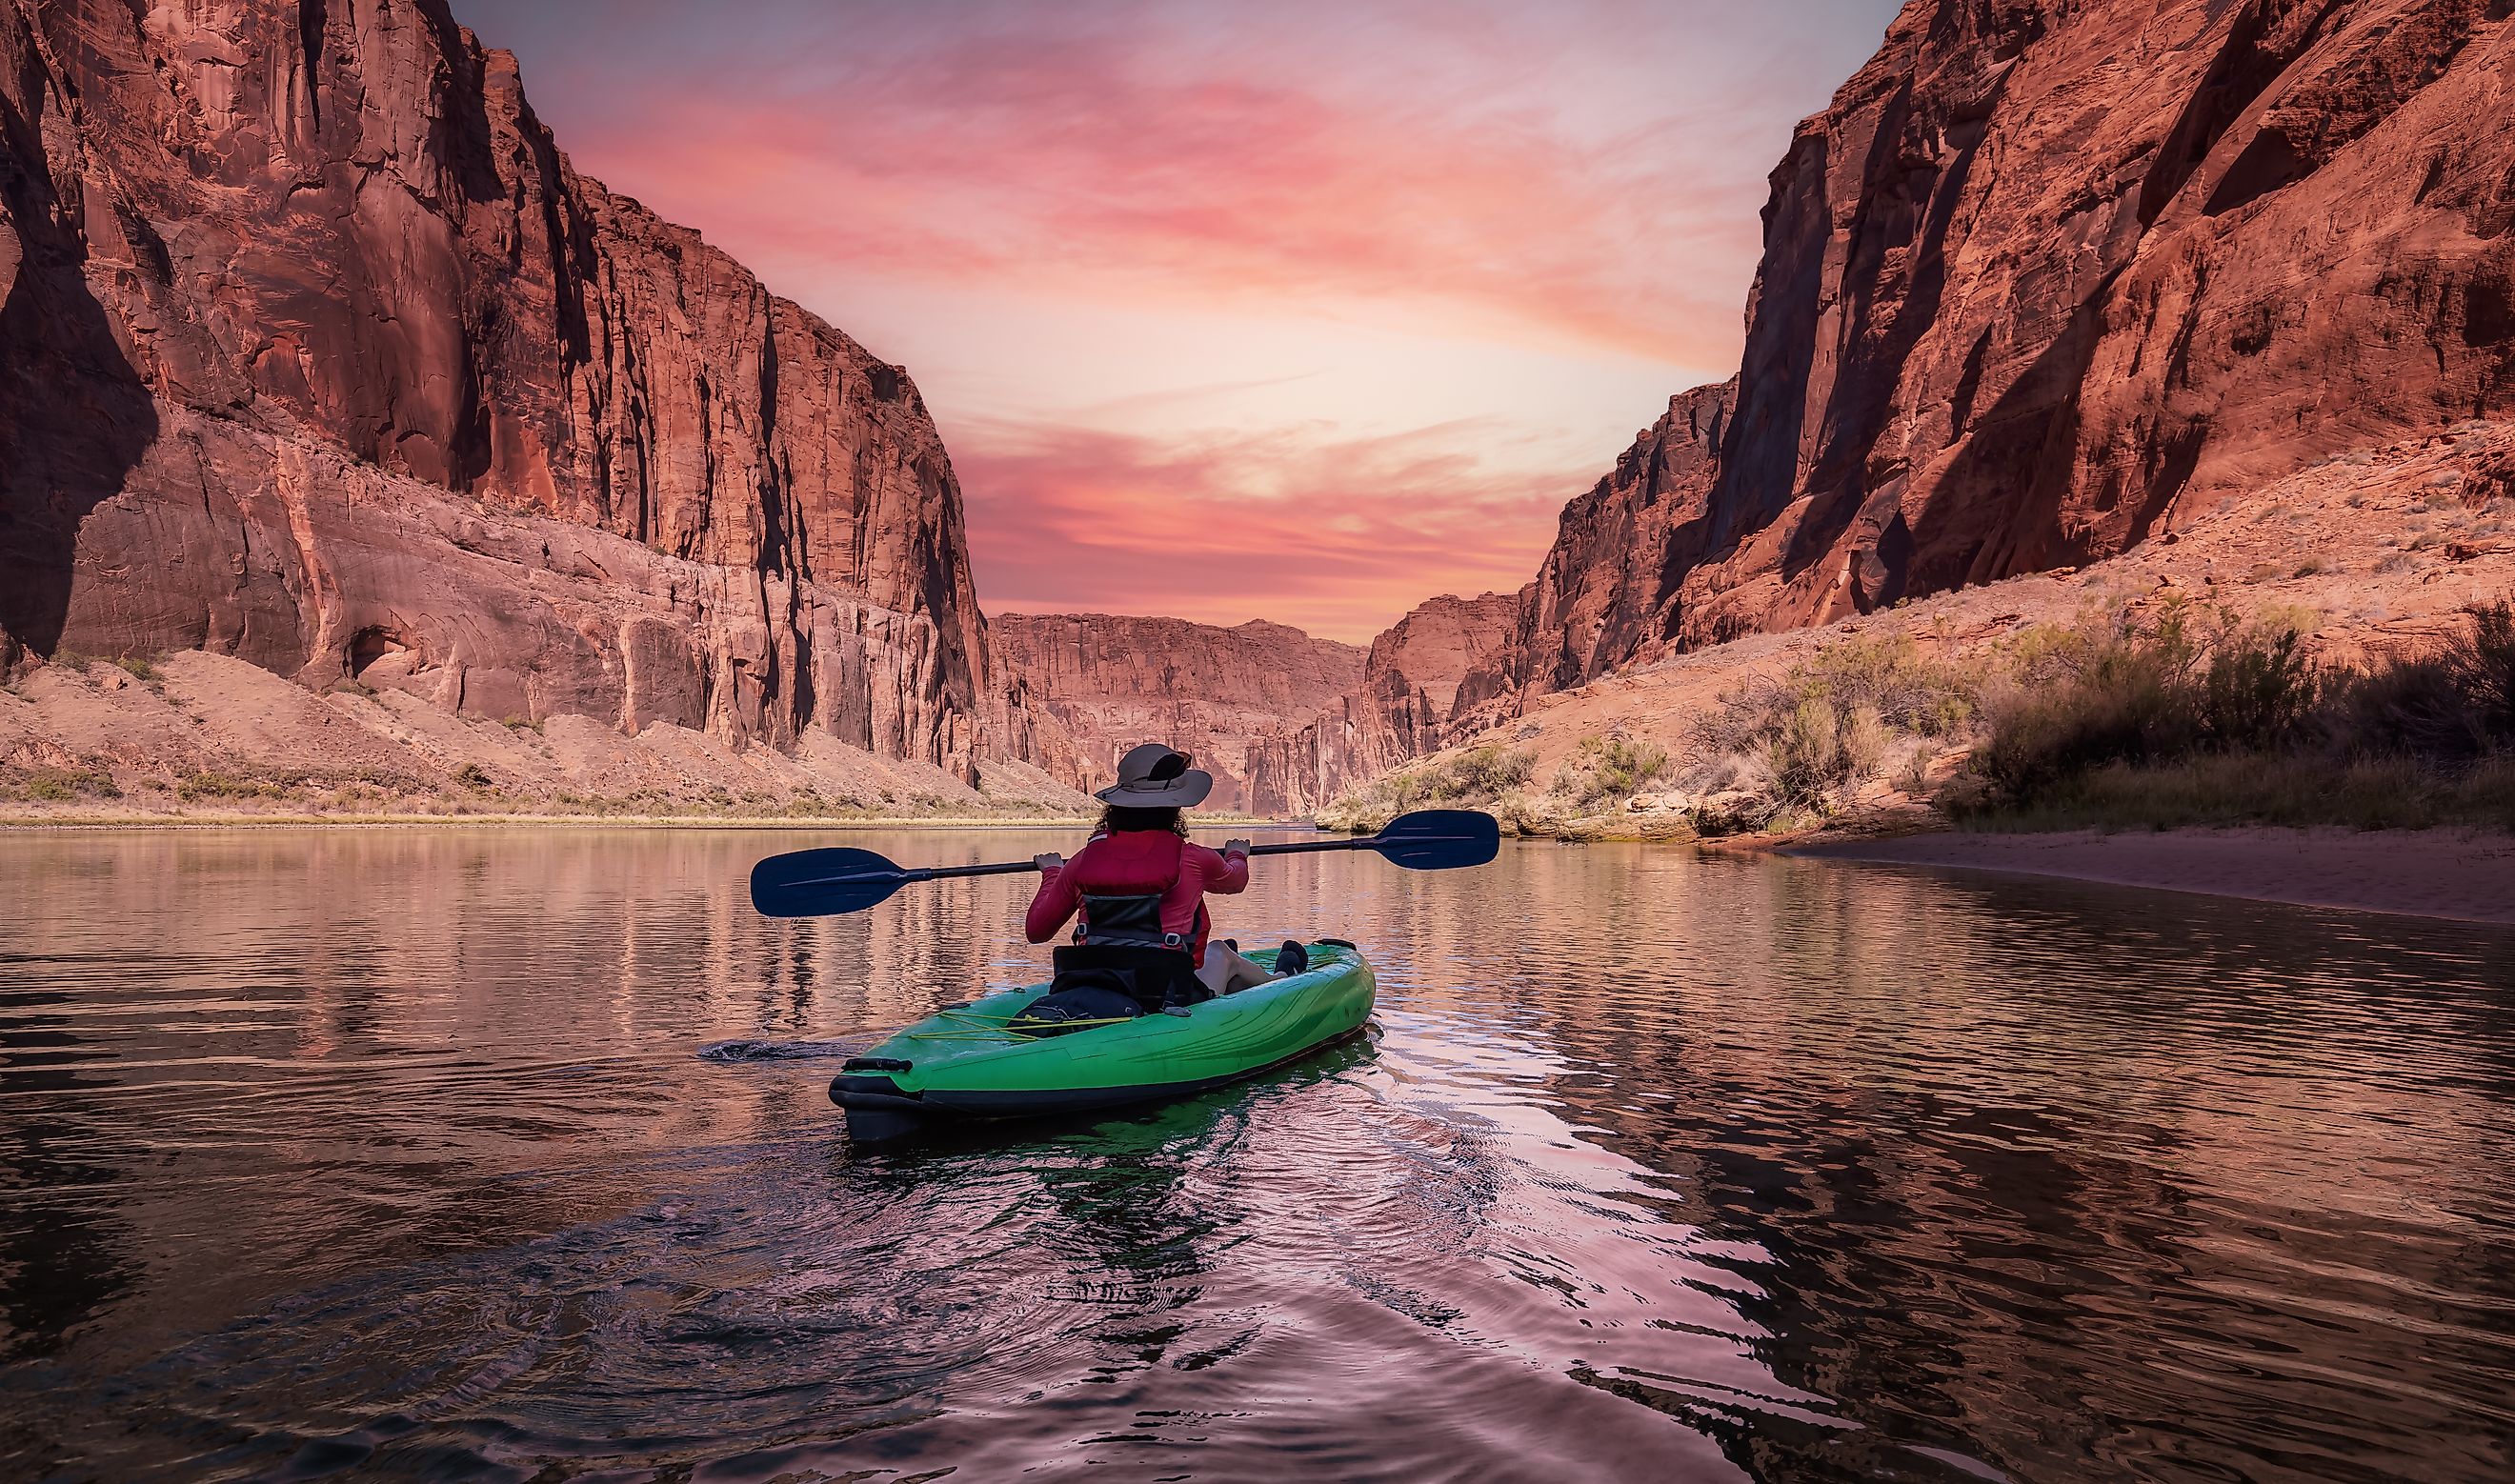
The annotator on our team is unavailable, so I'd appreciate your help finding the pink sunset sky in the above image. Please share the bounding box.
[455,0,1900,642]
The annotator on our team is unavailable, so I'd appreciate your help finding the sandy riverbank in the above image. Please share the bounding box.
[1789,828,2515,926]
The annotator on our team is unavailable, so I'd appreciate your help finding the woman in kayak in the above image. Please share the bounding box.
[1026,743,1295,1004]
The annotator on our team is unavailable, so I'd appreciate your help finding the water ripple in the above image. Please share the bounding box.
[2,830,2512,1481]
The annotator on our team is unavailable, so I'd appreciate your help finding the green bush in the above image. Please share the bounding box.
[1966,603,2333,804]
[1438,745,1538,799]
[17,767,119,802]
[175,771,283,801]
[2202,625,2324,750]
[1964,753,2515,834]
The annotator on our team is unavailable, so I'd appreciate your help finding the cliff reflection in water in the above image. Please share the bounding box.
[2,829,2511,1482]
[1416,847,2515,1481]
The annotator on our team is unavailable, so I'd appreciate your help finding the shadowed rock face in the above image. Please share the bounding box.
[1509,381,1734,694]
[1515,0,2515,672]
[986,613,1364,812]
[0,0,1012,775]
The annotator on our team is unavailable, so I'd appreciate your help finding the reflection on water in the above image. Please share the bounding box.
[2,829,2512,1481]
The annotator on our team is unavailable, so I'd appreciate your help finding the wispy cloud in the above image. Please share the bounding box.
[957,417,1572,640]
[459,0,1900,636]
[559,34,1762,363]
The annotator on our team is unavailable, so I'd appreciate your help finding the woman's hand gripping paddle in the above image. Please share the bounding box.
[748,809,1501,918]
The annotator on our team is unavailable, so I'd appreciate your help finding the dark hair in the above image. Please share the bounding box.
[1098,804,1187,837]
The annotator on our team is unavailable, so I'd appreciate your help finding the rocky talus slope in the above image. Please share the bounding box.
[987,613,1362,811]
[1378,422,2515,838]
[0,0,1062,807]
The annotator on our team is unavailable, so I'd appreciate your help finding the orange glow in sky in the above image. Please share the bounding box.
[457,0,1899,641]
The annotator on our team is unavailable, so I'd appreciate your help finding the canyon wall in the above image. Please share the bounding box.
[1508,380,1735,694]
[986,613,1362,810]
[0,0,1022,778]
[1245,592,1519,815]
[1529,0,2515,665]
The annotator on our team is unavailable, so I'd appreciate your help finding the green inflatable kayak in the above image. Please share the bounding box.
[829,940,1376,1144]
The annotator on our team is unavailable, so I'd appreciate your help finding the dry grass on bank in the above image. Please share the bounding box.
[1945,595,2515,832]
[1324,593,2515,840]
[0,752,1093,825]
[1677,634,1978,828]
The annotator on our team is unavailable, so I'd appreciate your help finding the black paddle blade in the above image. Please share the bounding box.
[1368,809,1501,870]
[750,847,917,918]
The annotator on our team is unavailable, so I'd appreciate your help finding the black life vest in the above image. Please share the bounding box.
[1074,833,1208,953]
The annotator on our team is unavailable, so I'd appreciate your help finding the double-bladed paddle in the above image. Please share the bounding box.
[749,809,1501,918]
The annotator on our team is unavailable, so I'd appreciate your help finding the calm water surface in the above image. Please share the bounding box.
[3,828,2513,1482]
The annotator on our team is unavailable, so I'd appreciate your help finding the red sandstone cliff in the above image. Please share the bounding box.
[1508,380,1734,694]
[1524,0,2515,668]
[1290,0,2515,808]
[0,0,1025,778]
[1245,592,1519,815]
[986,613,1362,810]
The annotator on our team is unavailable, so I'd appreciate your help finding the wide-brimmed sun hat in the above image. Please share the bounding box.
[1095,743,1214,807]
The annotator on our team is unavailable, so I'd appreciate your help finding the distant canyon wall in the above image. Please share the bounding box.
[986,612,1363,810]
[1244,592,1519,815]
[0,0,1030,778]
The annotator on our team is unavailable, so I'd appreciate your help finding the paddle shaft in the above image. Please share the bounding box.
[894,832,1423,885]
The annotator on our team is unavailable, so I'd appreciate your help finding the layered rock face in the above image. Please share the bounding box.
[1246,592,1519,815]
[1510,380,1734,693]
[0,0,1011,775]
[986,613,1362,810]
[1511,0,2515,672]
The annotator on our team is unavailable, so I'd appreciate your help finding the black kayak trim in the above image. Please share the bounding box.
[830,1024,1369,1145]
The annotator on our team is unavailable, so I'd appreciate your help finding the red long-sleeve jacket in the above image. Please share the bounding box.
[1025,831,1248,962]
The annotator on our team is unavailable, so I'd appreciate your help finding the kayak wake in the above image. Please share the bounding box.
[695,1038,872,1064]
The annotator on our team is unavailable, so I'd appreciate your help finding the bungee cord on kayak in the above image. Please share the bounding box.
[746,740,1499,1144]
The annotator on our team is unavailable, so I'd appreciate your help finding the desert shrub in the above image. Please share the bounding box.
[17,767,120,802]
[1962,752,2515,834]
[2200,624,2324,751]
[173,771,287,801]
[113,654,161,683]
[1965,603,2330,804]
[1695,633,1975,809]
[1321,745,1538,830]
[453,764,493,789]
[1957,596,2515,824]
[1550,735,1668,812]
[2465,597,2515,739]
[2324,655,2478,759]
[1439,744,1537,799]
[2321,596,2515,760]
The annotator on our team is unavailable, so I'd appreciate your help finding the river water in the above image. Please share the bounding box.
[2,828,2511,1483]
